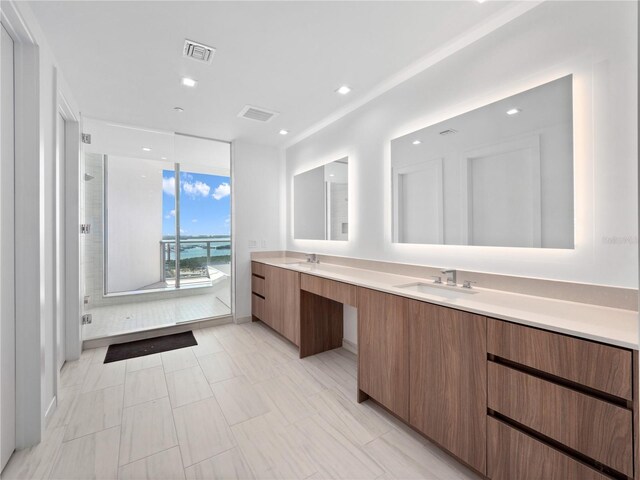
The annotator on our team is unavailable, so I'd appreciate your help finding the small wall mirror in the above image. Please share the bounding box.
[391,75,574,249]
[294,157,349,241]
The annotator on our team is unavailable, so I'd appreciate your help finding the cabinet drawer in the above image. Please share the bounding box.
[488,417,613,480]
[251,274,265,297]
[251,293,265,321]
[487,318,632,400]
[488,362,633,477]
[251,261,266,278]
[301,274,357,306]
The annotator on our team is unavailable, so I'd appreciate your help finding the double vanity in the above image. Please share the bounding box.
[251,255,638,480]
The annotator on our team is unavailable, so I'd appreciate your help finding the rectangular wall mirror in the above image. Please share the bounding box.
[294,157,349,241]
[391,75,574,249]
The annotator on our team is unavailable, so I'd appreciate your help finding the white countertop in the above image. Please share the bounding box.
[254,257,639,350]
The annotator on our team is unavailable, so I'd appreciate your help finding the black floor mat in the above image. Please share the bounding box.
[104,331,198,363]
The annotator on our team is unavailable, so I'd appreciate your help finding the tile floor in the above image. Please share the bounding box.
[83,287,231,340]
[2,322,479,480]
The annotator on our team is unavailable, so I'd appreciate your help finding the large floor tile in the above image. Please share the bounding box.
[289,415,383,479]
[184,448,254,480]
[50,426,120,480]
[197,351,240,384]
[63,385,124,441]
[125,353,162,373]
[173,397,235,467]
[191,330,225,358]
[232,351,279,384]
[166,365,213,408]
[255,375,314,424]
[307,389,391,445]
[232,412,315,479]
[47,385,81,430]
[161,347,199,373]
[81,363,127,393]
[118,446,185,480]
[123,366,168,407]
[119,397,178,466]
[211,376,270,426]
[1,426,65,480]
[364,428,479,480]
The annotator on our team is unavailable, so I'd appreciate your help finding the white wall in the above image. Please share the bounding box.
[286,1,638,289]
[233,141,284,320]
[7,1,81,447]
[106,156,163,293]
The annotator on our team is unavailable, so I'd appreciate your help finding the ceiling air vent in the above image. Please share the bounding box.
[439,129,458,136]
[237,105,279,123]
[183,39,215,64]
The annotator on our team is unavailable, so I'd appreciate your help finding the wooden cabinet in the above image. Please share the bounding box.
[408,300,487,474]
[301,274,357,306]
[488,362,632,477]
[251,262,300,346]
[487,417,612,480]
[488,319,632,400]
[357,287,410,421]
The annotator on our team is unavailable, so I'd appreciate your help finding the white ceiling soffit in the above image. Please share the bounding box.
[284,1,543,149]
[27,1,539,148]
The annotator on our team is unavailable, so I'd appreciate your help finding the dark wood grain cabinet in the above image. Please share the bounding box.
[357,287,410,421]
[408,300,487,474]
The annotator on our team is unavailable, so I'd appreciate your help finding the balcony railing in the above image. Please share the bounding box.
[160,238,231,284]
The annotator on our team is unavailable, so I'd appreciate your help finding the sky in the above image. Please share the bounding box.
[162,170,230,237]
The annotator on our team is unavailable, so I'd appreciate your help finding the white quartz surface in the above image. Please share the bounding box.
[254,257,639,350]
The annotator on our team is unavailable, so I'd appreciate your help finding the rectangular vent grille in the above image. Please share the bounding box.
[439,129,458,136]
[238,105,279,123]
[183,39,215,63]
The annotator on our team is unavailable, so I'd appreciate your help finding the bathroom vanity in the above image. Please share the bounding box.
[250,256,638,480]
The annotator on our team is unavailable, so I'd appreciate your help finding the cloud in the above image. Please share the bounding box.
[180,228,186,234]
[212,183,230,200]
[182,180,210,197]
[224,215,230,224]
[163,176,176,196]
[192,219,198,223]
[165,209,176,219]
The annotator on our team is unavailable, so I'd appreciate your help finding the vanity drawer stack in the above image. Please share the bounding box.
[486,319,635,480]
[250,262,266,321]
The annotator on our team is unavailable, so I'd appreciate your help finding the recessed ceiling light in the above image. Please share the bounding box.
[412,140,422,145]
[329,174,335,177]
[142,147,152,152]
[279,129,289,135]
[506,108,521,115]
[161,157,167,160]
[181,77,198,88]
[336,85,351,95]
[477,0,486,3]
[174,107,184,113]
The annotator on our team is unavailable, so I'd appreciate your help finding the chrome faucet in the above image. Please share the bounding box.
[441,269,457,286]
[305,253,319,264]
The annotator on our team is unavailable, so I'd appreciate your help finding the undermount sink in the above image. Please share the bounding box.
[394,282,478,299]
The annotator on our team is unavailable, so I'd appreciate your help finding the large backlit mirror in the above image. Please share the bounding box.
[391,75,574,249]
[294,157,349,241]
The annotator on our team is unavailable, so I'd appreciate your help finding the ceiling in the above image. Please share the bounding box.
[28,1,513,147]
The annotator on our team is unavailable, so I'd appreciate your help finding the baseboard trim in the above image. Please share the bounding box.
[44,396,57,428]
[82,315,233,349]
[342,338,358,355]
[234,315,252,324]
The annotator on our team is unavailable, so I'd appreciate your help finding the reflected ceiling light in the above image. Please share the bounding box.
[279,129,289,135]
[174,106,184,113]
[181,77,198,87]
[336,85,351,95]
[506,108,521,115]
[142,147,152,152]
[412,140,422,145]
[161,157,167,160]
[329,174,335,177]
[477,0,486,3]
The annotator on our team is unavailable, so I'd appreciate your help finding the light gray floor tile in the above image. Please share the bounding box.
[1,426,65,480]
[197,352,240,384]
[184,448,254,480]
[50,426,120,480]
[118,446,185,480]
[119,397,178,466]
[81,363,127,393]
[172,397,235,467]
[124,366,168,407]
[255,375,315,424]
[161,348,199,373]
[166,366,213,408]
[63,385,124,441]
[211,376,270,426]
[125,353,163,373]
